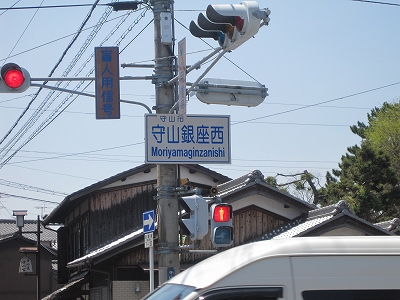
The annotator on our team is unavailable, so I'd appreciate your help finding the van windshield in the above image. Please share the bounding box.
[142,283,195,300]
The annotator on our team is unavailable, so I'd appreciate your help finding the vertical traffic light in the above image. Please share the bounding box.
[0,63,31,93]
[189,1,270,51]
[210,203,233,247]
[178,194,209,241]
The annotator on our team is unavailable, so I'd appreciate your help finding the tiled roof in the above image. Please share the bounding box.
[375,218,400,232]
[0,219,57,243]
[44,164,232,226]
[252,200,392,242]
[262,215,333,240]
[217,169,315,209]
[67,226,145,268]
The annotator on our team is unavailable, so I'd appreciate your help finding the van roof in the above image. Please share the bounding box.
[169,236,400,288]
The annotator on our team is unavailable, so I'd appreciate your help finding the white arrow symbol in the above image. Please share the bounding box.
[144,214,154,228]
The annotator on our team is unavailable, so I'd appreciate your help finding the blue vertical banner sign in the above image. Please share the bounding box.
[95,47,120,119]
[178,38,186,115]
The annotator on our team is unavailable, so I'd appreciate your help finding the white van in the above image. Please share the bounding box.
[142,236,400,300]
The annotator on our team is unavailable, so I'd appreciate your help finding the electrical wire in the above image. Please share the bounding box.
[0,0,20,16]
[0,0,103,166]
[0,179,67,196]
[1,0,44,66]
[232,81,400,125]
[0,4,111,10]
[352,0,400,6]
[0,192,60,205]
[0,5,151,169]
[0,15,127,61]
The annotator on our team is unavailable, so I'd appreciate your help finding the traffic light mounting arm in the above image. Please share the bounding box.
[254,7,271,27]
[168,47,226,113]
[30,83,153,114]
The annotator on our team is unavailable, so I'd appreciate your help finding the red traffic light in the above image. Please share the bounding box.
[0,63,31,93]
[3,68,25,89]
[213,204,231,222]
[235,16,244,32]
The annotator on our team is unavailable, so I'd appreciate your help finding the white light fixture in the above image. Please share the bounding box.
[13,210,27,228]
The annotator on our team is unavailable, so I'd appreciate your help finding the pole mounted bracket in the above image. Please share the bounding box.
[157,243,180,254]
[155,185,175,200]
[253,8,271,26]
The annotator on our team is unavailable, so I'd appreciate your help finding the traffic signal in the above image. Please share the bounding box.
[189,1,270,51]
[0,63,31,93]
[178,195,209,241]
[210,203,233,247]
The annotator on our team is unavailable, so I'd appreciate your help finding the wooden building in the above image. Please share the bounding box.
[42,165,395,300]
[0,219,58,300]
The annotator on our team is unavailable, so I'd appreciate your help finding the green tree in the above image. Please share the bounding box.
[321,101,400,222]
[364,101,400,179]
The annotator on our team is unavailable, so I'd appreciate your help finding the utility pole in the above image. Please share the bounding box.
[36,215,41,300]
[153,0,180,284]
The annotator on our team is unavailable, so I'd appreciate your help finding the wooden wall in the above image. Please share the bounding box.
[89,184,157,248]
[114,205,287,267]
[180,206,286,263]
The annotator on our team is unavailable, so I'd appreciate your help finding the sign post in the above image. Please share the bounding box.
[178,38,186,115]
[143,210,155,291]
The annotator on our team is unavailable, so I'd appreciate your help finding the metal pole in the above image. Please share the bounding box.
[149,245,154,292]
[36,215,41,300]
[153,0,180,285]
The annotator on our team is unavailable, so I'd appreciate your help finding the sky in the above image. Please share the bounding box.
[1,0,400,220]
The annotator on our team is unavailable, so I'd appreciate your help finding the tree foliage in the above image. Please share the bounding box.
[320,101,400,223]
[364,101,400,179]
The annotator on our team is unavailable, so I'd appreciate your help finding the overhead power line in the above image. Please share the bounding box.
[0,179,68,196]
[0,192,60,205]
[232,81,400,125]
[0,4,151,169]
[352,0,400,6]
[0,4,110,10]
[0,0,103,167]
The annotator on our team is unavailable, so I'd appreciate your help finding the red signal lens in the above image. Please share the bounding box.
[3,68,25,89]
[235,16,244,32]
[213,205,231,222]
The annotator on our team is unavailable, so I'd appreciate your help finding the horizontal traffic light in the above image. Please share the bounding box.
[0,63,31,93]
[190,1,270,51]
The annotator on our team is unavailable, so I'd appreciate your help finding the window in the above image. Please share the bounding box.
[302,290,400,300]
[200,287,283,300]
[81,214,89,255]
[68,213,90,261]
[142,283,195,300]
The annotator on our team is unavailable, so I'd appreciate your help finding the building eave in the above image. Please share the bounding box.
[43,164,231,226]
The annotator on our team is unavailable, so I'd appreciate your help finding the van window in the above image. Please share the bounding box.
[142,283,195,300]
[200,287,283,300]
[302,290,400,300]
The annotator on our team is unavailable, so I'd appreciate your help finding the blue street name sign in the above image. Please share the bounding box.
[143,210,155,233]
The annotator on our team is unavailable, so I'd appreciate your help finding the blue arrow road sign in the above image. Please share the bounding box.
[143,210,155,233]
